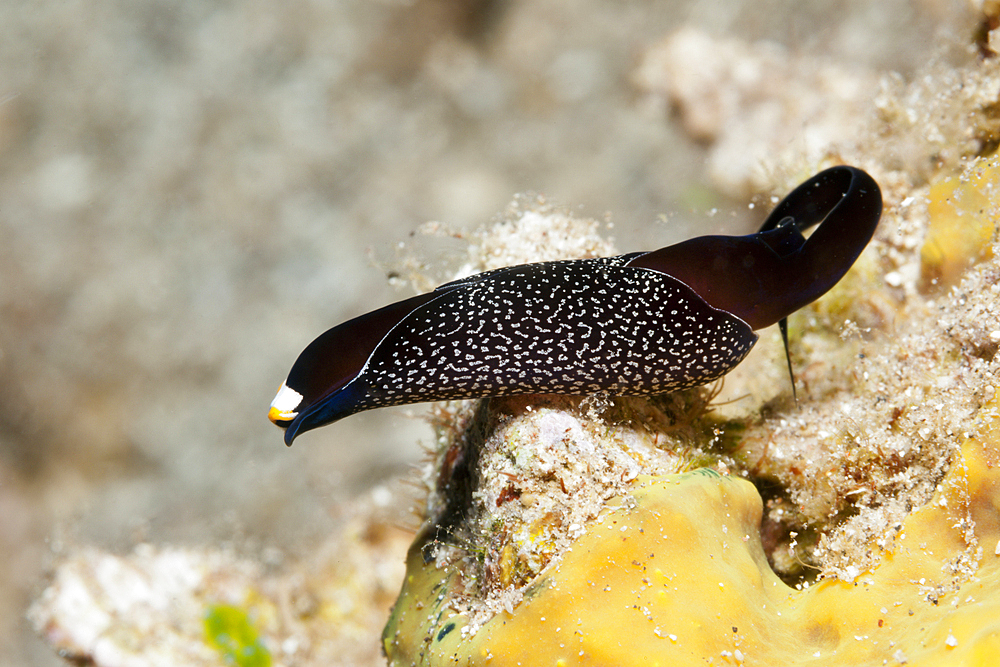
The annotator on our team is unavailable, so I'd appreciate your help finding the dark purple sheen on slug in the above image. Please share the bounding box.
[626,166,881,329]
[269,166,882,445]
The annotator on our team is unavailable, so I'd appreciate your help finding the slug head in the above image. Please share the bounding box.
[268,291,439,444]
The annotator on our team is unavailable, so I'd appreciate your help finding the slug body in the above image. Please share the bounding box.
[270,166,882,445]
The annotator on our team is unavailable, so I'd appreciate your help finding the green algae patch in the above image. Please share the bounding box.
[204,604,271,667]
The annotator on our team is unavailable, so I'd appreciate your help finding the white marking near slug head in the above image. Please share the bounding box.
[268,382,303,425]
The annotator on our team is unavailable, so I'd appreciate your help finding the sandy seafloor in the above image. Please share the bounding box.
[0,0,987,664]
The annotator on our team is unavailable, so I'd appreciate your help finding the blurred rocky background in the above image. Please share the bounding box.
[0,0,980,664]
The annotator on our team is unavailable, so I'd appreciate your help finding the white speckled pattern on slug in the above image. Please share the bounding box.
[352,256,757,410]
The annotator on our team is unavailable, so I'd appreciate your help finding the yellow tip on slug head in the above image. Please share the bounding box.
[268,382,302,427]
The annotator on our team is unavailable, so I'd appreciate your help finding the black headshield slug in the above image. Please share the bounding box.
[269,166,882,445]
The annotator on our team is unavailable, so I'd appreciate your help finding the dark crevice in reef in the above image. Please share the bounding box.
[753,476,824,587]
[419,400,492,564]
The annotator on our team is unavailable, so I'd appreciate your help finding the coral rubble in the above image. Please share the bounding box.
[29,493,411,667]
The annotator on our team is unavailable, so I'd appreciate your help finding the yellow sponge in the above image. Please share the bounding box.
[385,396,1000,666]
[921,155,998,289]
